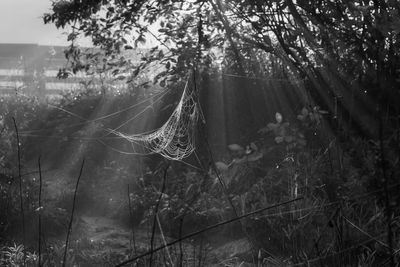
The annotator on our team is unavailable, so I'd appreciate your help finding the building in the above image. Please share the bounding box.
[0,43,150,98]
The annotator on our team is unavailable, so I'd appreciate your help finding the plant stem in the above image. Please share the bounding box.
[379,108,395,266]
[114,197,303,267]
[38,156,43,267]
[156,214,173,266]
[179,218,184,267]
[149,166,168,267]
[13,117,25,267]
[62,159,85,267]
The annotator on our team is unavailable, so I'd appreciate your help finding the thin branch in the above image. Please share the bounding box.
[62,159,85,267]
[149,166,168,267]
[156,214,173,266]
[342,215,391,250]
[381,248,400,267]
[208,0,245,74]
[114,197,303,267]
[38,156,43,267]
[194,70,238,218]
[179,218,184,267]
[292,233,387,266]
[195,68,258,258]
[12,117,25,267]
[379,104,395,266]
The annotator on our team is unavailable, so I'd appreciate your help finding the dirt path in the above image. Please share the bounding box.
[79,215,133,250]
[64,214,149,266]
[38,169,252,265]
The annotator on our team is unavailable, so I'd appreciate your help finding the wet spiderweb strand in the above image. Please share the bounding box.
[108,79,199,161]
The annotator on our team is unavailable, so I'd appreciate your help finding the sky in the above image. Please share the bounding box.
[0,0,71,46]
[0,0,159,47]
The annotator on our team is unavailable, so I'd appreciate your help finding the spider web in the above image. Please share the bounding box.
[109,79,199,160]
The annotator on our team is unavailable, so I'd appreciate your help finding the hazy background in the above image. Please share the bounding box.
[1,0,75,45]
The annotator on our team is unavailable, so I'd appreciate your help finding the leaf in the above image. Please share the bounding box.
[284,136,294,143]
[228,144,244,152]
[133,67,141,77]
[245,145,252,155]
[185,184,197,199]
[297,114,305,121]
[247,151,263,162]
[275,112,283,123]
[250,142,258,151]
[258,127,269,134]
[168,75,179,83]
[298,139,307,146]
[275,136,284,143]
[215,161,229,171]
[111,68,120,75]
[35,206,44,212]
[67,32,78,41]
[267,122,278,131]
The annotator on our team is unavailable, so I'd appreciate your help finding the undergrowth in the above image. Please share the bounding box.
[1,90,399,266]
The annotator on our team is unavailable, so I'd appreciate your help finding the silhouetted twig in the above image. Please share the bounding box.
[156,214,173,266]
[381,248,400,267]
[114,197,303,267]
[379,106,395,266]
[202,121,259,258]
[192,242,196,267]
[193,71,257,257]
[13,117,25,267]
[314,206,340,251]
[179,217,184,267]
[342,215,391,250]
[292,233,387,266]
[149,166,168,267]
[38,156,43,267]
[197,237,204,267]
[62,159,85,267]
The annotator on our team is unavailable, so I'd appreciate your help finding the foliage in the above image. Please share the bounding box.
[1,83,399,266]
[0,244,38,267]
[0,95,45,235]
[2,0,400,265]
[43,0,400,110]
